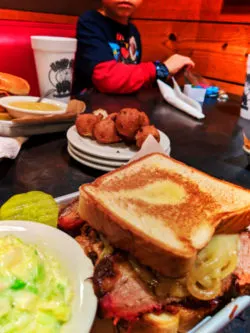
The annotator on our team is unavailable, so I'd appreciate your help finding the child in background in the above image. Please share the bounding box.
[72,0,194,96]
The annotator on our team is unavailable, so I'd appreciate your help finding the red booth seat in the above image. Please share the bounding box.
[0,20,76,96]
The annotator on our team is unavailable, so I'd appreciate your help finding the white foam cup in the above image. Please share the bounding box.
[31,36,77,103]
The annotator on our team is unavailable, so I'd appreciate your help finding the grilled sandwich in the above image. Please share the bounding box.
[79,153,250,277]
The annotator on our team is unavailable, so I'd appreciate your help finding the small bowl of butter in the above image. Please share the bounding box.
[0,96,67,118]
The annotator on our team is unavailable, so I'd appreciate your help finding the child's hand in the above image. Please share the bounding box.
[164,54,195,75]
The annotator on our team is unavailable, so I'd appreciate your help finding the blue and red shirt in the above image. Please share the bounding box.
[72,10,156,95]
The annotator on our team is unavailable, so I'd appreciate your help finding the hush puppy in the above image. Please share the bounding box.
[115,108,142,140]
[93,118,121,144]
[76,114,102,137]
[135,125,160,148]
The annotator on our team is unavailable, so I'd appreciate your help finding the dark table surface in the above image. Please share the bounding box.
[1,88,250,331]
[1,88,250,204]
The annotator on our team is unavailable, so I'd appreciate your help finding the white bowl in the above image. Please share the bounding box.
[0,220,97,333]
[0,96,67,118]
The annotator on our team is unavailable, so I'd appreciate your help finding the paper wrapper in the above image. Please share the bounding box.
[128,134,168,164]
[0,136,27,159]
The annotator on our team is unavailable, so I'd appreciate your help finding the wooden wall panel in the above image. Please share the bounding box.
[135,20,249,85]
[134,0,202,21]
[134,0,250,23]
[133,1,249,96]
[199,1,250,23]
[207,78,243,96]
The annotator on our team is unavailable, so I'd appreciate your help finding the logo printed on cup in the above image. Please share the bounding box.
[49,58,74,98]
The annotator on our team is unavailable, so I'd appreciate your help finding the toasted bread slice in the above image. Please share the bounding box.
[0,72,30,95]
[79,153,250,277]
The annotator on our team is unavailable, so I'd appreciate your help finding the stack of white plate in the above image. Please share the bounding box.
[66,125,171,172]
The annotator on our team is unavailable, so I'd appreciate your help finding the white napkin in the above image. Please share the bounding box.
[157,78,205,120]
[0,137,27,159]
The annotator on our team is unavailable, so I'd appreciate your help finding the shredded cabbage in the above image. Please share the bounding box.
[0,235,72,332]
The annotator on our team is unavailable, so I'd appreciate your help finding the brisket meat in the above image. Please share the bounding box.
[64,200,250,322]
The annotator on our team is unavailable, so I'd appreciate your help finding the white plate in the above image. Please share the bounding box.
[0,96,67,118]
[68,144,171,172]
[67,125,171,161]
[0,221,97,333]
[68,145,116,172]
[69,142,171,167]
[68,143,126,167]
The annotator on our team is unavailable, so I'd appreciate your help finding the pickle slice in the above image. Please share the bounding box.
[0,191,58,227]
